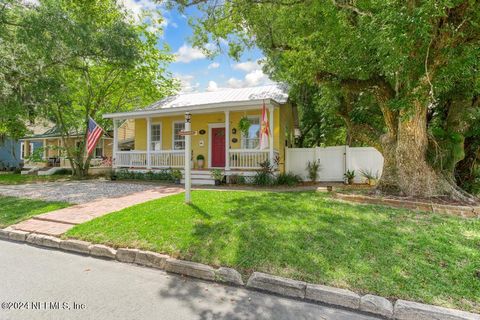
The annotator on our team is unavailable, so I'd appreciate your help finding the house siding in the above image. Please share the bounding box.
[0,138,21,168]
[132,106,295,172]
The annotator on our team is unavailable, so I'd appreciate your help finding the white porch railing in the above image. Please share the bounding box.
[115,149,278,169]
[115,151,184,168]
[150,150,184,168]
[229,149,279,169]
[115,151,148,167]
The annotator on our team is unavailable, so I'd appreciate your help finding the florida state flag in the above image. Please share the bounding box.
[259,101,270,150]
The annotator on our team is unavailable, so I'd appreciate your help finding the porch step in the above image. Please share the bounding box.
[38,167,65,176]
[21,167,39,175]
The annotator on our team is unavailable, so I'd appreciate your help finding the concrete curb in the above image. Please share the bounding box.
[1,231,479,320]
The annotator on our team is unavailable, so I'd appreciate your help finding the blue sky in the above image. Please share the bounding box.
[121,0,273,93]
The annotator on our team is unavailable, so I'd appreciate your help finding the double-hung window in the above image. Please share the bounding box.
[20,142,34,160]
[151,123,162,151]
[241,116,261,149]
[94,140,103,158]
[173,122,185,150]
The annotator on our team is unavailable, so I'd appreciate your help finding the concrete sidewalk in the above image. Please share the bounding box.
[11,186,183,236]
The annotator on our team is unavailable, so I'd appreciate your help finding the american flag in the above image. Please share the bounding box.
[86,117,104,156]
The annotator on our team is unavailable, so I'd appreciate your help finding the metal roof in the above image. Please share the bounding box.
[142,84,289,111]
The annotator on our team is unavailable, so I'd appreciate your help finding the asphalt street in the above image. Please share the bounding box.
[0,240,380,320]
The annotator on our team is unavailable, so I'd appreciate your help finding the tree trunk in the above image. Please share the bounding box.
[377,132,398,192]
[394,101,449,196]
[455,136,479,193]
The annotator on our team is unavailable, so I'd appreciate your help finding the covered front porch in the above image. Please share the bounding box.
[109,102,283,172]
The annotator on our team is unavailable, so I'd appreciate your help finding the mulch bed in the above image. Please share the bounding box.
[333,191,480,218]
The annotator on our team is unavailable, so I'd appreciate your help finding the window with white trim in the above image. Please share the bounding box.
[151,123,162,151]
[94,140,103,158]
[173,122,185,150]
[20,142,34,160]
[241,116,261,149]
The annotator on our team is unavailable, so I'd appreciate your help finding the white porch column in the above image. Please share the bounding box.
[113,119,119,168]
[224,110,230,171]
[146,117,152,169]
[43,139,47,160]
[269,105,274,166]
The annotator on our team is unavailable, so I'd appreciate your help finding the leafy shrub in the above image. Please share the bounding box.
[210,169,224,181]
[253,172,275,185]
[116,169,175,182]
[53,168,72,175]
[253,160,275,186]
[171,169,182,181]
[228,174,246,184]
[306,160,321,182]
[276,172,302,186]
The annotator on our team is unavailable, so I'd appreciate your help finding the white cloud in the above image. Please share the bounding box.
[175,74,200,93]
[175,44,207,63]
[232,60,262,73]
[208,62,220,69]
[226,70,273,89]
[206,81,220,92]
[226,78,245,89]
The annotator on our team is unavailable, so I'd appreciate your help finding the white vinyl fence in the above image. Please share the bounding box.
[285,146,384,182]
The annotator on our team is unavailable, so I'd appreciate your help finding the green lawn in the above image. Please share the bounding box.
[0,196,69,228]
[65,191,480,312]
[0,173,70,185]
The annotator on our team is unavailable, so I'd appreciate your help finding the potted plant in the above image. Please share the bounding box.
[210,169,224,186]
[344,169,355,185]
[171,169,182,184]
[196,154,205,169]
[359,169,379,186]
[238,116,251,136]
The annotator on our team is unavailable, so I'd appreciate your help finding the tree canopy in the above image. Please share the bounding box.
[1,0,177,176]
[174,0,480,198]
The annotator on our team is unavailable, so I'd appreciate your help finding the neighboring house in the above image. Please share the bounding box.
[20,126,114,172]
[0,122,52,170]
[103,84,296,182]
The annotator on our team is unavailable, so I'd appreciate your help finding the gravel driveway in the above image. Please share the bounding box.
[0,180,172,204]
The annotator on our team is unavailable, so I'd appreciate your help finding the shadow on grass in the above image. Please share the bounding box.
[0,196,68,227]
[179,192,480,310]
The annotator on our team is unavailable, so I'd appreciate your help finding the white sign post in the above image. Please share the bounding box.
[184,112,192,204]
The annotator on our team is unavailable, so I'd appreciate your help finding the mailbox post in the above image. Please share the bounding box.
[184,112,192,204]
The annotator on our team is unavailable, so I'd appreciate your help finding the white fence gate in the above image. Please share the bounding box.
[285,146,384,182]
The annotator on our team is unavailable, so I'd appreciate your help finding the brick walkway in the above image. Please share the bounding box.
[11,186,183,236]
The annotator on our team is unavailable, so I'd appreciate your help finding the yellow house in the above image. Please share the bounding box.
[104,84,296,183]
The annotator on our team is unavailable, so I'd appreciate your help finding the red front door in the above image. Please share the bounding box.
[211,127,226,167]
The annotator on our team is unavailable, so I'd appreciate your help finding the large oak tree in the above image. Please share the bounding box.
[173,0,480,199]
[2,0,177,176]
